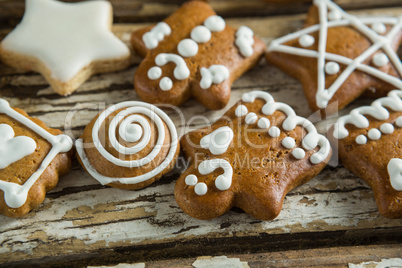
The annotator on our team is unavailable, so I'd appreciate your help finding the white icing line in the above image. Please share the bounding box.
[242,91,331,164]
[388,158,402,191]
[143,22,171,49]
[235,26,254,57]
[200,126,234,155]
[333,89,402,139]
[76,101,178,185]
[0,124,36,169]
[200,65,229,89]
[155,53,190,80]
[268,0,402,109]
[0,99,72,208]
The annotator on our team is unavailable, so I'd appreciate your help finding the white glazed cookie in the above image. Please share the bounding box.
[332,89,402,218]
[76,101,180,190]
[0,0,130,95]
[0,99,73,218]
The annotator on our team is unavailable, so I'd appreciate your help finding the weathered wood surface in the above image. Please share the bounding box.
[0,1,402,267]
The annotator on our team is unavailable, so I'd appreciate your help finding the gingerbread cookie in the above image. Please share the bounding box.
[332,89,402,218]
[0,0,130,96]
[0,99,73,218]
[76,101,180,190]
[175,91,332,220]
[266,0,402,114]
[131,1,265,110]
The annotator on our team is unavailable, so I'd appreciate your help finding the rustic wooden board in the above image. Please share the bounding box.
[0,2,401,267]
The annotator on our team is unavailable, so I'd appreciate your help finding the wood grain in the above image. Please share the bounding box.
[0,3,401,267]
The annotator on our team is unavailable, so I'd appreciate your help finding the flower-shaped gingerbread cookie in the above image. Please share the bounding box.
[0,99,73,217]
[131,1,265,110]
[175,91,332,220]
[332,89,402,218]
[266,0,402,114]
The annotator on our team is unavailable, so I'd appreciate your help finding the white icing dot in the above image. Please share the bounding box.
[147,66,162,80]
[177,39,198,57]
[282,137,296,149]
[204,15,226,32]
[355,134,367,145]
[194,182,208,195]
[396,116,402,127]
[245,113,258,124]
[372,53,389,67]
[123,123,143,143]
[191,25,211,43]
[257,118,270,129]
[380,123,394,134]
[368,128,381,140]
[159,77,173,91]
[371,22,387,34]
[235,105,248,117]
[185,174,198,186]
[298,34,315,47]
[328,9,342,21]
[235,26,254,57]
[268,126,280,138]
[325,61,340,75]
[292,148,305,160]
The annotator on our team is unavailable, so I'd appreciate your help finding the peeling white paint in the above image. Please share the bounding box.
[349,258,402,268]
[192,256,249,268]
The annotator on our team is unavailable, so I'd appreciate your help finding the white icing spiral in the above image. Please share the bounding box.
[76,101,178,185]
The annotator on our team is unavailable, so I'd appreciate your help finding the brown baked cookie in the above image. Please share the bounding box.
[0,99,73,218]
[76,101,180,190]
[0,0,130,96]
[131,1,265,110]
[332,89,402,218]
[266,0,402,115]
[175,91,332,220]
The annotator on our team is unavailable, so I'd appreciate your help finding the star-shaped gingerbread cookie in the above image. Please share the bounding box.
[0,0,130,96]
[131,1,265,110]
[175,91,332,220]
[332,89,402,218]
[266,0,402,115]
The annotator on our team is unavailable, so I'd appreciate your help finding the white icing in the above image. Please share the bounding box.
[195,182,208,195]
[371,22,387,34]
[143,22,171,49]
[333,90,402,139]
[75,101,178,186]
[355,134,367,144]
[257,118,270,129]
[200,127,234,155]
[388,158,402,191]
[204,15,226,32]
[380,122,394,134]
[0,124,36,169]
[155,53,190,80]
[200,65,230,89]
[0,98,72,208]
[245,112,258,124]
[268,127,281,138]
[299,34,315,47]
[147,66,162,80]
[292,148,306,159]
[191,25,212,43]
[235,105,248,117]
[185,174,198,186]
[325,61,340,75]
[328,9,342,21]
[282,136,296,149]
[159,77,173,91]
[372,52,389,67]
[368,128,381,140]
[396,116,402,127]
[177,39,199,57]
[235,26,254,57]
[120,123,142,143]
[268,0,402,109]
[1,0,130,82]
[242,91,331,164]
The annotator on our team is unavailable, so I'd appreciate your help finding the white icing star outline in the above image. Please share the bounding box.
[268,0,402,109]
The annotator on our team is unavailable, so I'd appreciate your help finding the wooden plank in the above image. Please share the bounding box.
[0,6,402,267]
[1,0,402,29]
